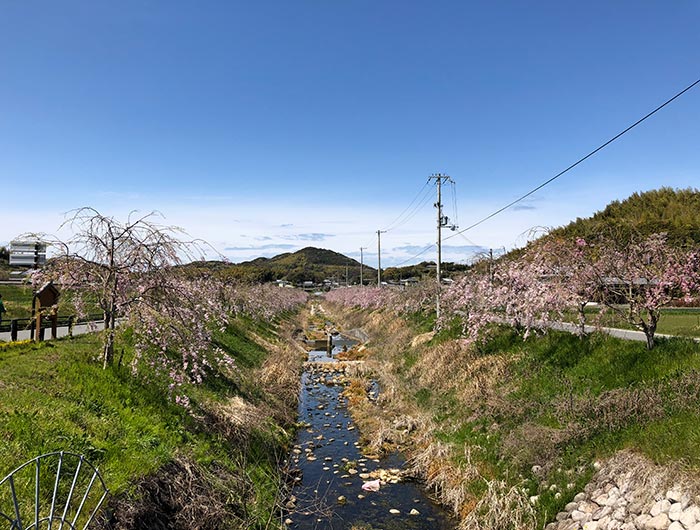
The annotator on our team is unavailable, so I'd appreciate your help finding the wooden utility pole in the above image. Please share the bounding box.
[377,230,386,286]
[360,247,367,286]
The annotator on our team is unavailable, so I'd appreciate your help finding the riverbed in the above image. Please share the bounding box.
[285,335,454,530]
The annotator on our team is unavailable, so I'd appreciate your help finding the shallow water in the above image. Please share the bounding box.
[285,338,455,530]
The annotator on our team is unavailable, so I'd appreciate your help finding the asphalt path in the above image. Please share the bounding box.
[549,321,700,343]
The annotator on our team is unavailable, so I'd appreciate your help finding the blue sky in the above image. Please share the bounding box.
[1,1,698,266]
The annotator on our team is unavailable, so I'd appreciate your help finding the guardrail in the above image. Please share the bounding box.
[0,313,105,342]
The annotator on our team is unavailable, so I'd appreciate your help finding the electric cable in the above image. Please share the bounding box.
[384,188,435,232]
[391,243,436,268]
[445,76,700,240]
[381,179,431,232]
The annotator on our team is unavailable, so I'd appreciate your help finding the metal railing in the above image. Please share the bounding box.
[0,314,105,342]
[0,452,108,529]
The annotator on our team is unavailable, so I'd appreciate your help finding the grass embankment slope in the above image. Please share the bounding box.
[330,305,700,529]
[0,314,305,529]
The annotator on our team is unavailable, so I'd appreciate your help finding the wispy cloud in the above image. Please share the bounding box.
[224,243,297,251]
[280,233,335,242]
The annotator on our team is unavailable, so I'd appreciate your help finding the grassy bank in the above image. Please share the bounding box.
[0,313,306,529]
[328,305,700,529]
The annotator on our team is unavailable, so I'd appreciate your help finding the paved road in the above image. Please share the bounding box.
[550,321,700,343]
[0,321,105,342]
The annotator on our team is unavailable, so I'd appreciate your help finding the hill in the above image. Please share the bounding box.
[549,187,700,246]
[200,247,377,284]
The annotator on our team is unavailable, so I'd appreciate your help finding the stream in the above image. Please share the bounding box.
[284,333,455,530]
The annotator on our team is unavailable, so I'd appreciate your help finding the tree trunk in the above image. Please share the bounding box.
[102,308,115,368]
[103,328,114,369]
[640,316,657,350]
[644,311,659,350]
[578,303,587,336]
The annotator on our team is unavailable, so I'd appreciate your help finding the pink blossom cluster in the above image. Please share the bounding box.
[127,278,307,405]
[325,287,393,310]
[324,284,436,315]
[441,233,700,349]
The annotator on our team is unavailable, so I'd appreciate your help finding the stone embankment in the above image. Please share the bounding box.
[546,452,700,530]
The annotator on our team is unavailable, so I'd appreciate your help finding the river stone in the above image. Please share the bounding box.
[651,500,672,517]
[667,522,684,530]
[666,491,682,503]
[409,508,420,515]
[389,508,400,514]
[566,502,580,512]
[557,511,570,521]
[644,513,670,530]
[593,494,609,506]
[575,493,588,502]
[604,492,621,507]
[667,503,683,521]
[680,506,700,527]
[580,501,599,514]
[612,508,626,521]
[592,506,612,520]
[572,510,592,523]
[599,515,615,529]
[636,514,652,527]
[582,521,599,530]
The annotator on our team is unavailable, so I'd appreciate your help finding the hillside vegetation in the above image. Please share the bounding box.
[186,247,376,284]
[549,187,700,246]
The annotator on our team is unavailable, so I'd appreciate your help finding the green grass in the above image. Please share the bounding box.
[394,314,700,526]
[0,318,296,528]
[575,306,700,337]
[0,335,186,492]
[0,284,102,320]
[0,284,34,319]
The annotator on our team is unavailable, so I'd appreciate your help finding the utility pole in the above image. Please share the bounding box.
[360,247,367,286]
[428,173,456,319]
[377,230,386,286]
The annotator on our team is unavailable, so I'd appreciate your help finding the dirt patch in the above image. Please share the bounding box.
[97,457,249,530]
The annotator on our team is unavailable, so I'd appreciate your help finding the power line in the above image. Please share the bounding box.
[383,181,434,232]
[381,179,431,232]
[446,76,700,240]
[392,243,436,268]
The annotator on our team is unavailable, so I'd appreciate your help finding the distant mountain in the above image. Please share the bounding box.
[548,187,700,246]
[208,247,376,284]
